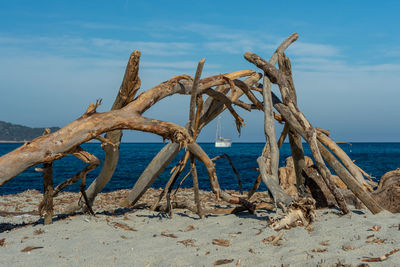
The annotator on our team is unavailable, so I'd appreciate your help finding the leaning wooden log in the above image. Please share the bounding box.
[317,141,382,214]
[65,51,141,213]
[278,53,307,193]
[316,131,373,191]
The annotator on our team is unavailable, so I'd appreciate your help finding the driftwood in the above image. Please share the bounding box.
[40,161,53,224]
[277,53,307,194]
[372,169,400,213]
[65,51,141,213]
[257,68,292,209]
[37,129,54,224]
[1,32,397,231]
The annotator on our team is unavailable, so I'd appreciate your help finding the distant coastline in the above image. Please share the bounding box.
[0,120,60,142]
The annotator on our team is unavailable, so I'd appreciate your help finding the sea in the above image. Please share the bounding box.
[0,142,399,195]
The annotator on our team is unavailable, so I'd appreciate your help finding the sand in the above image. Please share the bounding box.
[0,189,399,267]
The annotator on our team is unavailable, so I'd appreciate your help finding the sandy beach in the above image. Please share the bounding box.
[0,189,399,267]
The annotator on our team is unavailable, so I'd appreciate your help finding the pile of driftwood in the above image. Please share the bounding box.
[0,33,399,229]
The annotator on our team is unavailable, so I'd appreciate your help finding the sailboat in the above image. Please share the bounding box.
[215,116,232,147]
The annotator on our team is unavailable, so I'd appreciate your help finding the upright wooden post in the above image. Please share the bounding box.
[42,162,53,225]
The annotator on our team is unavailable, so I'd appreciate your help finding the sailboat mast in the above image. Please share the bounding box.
[216,116,221,141]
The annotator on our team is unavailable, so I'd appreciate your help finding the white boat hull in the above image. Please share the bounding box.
[215,141,232,147]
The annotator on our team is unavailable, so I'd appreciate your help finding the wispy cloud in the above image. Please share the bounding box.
[0,35,195,57]
[141,61,220,69]
[289,42,340,57]
[294,56,400,73]
[90,38,193,56]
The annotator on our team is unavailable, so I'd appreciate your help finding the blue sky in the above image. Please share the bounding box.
[0,1,399,142]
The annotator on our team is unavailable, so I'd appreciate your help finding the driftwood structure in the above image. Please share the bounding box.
[0,33,398,229]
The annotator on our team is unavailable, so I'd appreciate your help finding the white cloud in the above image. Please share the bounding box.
[294,56,400,73]
[0,35,195,57]
[90,38,194,56]
[141,61,221,69]
[289,42,340,57]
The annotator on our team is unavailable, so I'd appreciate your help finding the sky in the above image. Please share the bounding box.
[0,1,399,142]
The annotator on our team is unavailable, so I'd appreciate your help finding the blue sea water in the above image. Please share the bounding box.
[0,142,399,195]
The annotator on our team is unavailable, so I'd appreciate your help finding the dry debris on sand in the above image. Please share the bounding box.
[1,189,399,266]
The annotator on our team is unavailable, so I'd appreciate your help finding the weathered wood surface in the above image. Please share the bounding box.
[278,53,307,193]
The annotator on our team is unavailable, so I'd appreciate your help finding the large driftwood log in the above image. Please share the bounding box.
[65,51,141,213]
[0,70,254,186]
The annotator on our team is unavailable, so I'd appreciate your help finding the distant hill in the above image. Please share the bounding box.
[0,121,60,141]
